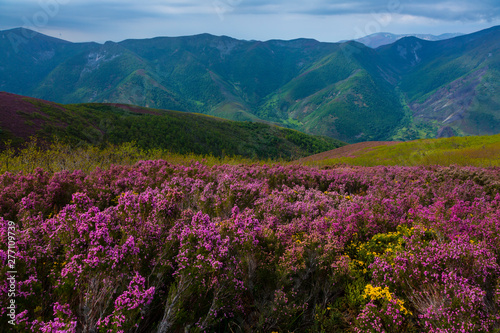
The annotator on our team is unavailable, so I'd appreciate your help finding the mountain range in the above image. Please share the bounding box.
[351,32,464,48]
[1,26,499,143]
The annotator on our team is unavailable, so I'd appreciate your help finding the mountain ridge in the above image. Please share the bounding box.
[350,32,464,48]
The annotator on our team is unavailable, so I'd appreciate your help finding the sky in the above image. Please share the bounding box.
[1,0,500,43]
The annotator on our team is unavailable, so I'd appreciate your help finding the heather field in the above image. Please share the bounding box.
[1,159,500,332]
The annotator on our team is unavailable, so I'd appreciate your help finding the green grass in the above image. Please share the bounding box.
[0,139,282,174]
[3,134,499,175]
[303,134,500,167]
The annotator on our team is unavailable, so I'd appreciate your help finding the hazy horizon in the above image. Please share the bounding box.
[1,0,499,44]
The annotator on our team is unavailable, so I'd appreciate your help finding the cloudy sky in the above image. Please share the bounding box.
[1,0,499,43]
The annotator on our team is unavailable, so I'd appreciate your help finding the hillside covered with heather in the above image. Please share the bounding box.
[0,92,344,160]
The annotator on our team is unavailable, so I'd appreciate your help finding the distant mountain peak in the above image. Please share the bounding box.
[1,27,70,44]
[353,32,464,48]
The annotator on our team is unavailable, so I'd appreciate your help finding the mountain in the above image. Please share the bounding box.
[0,92,345,159]
[352,32,464,48]
[1,26,499,143]
[378,26,500,140]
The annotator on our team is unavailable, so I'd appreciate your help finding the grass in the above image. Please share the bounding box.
[0,139,281,175]
[3,134,500,175]
[302,134,500,167]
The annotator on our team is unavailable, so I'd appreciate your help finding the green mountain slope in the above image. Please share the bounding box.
[1,26,499,143]
[0,92,345,160]
[259,42,405,142]
[299,134,500,167]
[378,26,500,139]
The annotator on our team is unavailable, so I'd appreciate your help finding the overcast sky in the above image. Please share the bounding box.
[1,0,499,43]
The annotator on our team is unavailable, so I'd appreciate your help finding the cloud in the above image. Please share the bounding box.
[4,0,498,23]
[234,0,500,22]
[0,0,499,43]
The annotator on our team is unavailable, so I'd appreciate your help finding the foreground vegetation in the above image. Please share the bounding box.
[1,156,499,332]
[303,134,500,167]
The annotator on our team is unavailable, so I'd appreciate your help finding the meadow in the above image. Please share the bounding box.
[302,134,500,168]
[1,143,499,332]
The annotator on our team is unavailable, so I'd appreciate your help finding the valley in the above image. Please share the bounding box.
[2,26,499,143]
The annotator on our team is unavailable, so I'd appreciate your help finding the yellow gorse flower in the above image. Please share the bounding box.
[363,284,393,301]
[396,299,412,316]
[362,284,412,316]
[292,233,304,244]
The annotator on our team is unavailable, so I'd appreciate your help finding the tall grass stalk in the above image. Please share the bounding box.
[0,139,280,174]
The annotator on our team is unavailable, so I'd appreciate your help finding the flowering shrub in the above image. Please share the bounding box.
[1,162,499,332]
